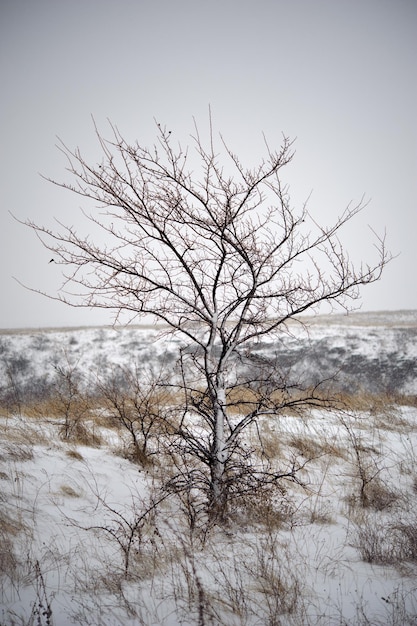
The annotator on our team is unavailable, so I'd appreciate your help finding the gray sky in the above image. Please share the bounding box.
[1,0,416,328]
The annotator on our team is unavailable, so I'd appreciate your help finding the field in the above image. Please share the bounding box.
[1,310,417,625]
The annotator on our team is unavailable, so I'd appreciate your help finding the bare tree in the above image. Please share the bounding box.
[95,363,170,465]
[50,355,88,441]
[23,116,390,520]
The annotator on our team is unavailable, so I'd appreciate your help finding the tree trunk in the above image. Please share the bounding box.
[208,378,228,522]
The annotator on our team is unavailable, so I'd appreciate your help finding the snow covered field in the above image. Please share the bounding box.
[1,311,417,625]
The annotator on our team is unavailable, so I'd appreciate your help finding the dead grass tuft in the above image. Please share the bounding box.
[352,512,417,567]
[309,502,335,525]
[111,439,158,467]
[353,517,400,565]
[231,485,294,531]
[393,522,417,563]
[289,433,347,462]
[1,441,34,462]
[0,532,18,578]
[247,533,302,618]
[225,386,262,415]
[65,448,84,461]
[0,509,26,537]
[363,479,400,511]
[253,423,282,460]
[59,484,82,498]
[59,419,103,447]
[347,478,399,512]
[289,434,323,459]
[0,418,49,454]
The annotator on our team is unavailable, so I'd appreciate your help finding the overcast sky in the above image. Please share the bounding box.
[1,0,416,328]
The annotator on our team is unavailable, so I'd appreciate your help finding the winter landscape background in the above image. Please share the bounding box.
[1,310,417,625]
[2,309,416,402]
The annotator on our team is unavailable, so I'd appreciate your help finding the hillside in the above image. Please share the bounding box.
[1,310,417,400]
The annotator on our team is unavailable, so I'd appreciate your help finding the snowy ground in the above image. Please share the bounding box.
[1,311,417,625]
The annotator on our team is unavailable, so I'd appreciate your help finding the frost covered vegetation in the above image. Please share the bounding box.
[1,310,417,625]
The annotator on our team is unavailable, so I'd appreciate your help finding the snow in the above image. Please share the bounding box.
[1,311,417,624]
[2,409,417,624]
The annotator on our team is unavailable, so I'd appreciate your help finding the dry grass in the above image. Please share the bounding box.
[226,385,265,415]
[253,423,282,460]
[331,390,413,413]
[15,395,104,448]
[59,418,103,447]
[226,385,342,417]
[351,511,417,569]
[346,479,400,512]
[0,508,26,538]
[0,505,27,585]
[289,434,325,459]
[354,525,402,565]
[59,484,82,498]
[10,390,413,424]
[372,410,415,432]
[0,417,49,450]
[362,479,400,511]
[393,522,417,563]
[65,448,84,461]
[111,438,158,466]
[0,533,17,578]
[245,533,303,620]
[23,397,90,419]
[231,486,294,530]
[1,441,34,462]
[252,418,346,469]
